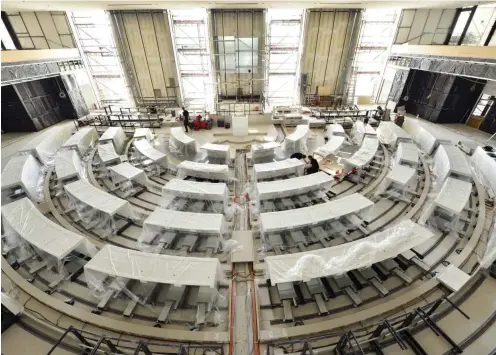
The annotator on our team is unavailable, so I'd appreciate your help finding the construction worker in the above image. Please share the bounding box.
[182,106,190,132]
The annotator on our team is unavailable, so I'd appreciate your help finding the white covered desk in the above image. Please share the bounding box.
[134,139,168,169]
[251,142,281,161]
[20,126,71,165]
[414,126,450,155]
[169,127,197,156]
[344,136,379,172]
[256,171,333,200]
[260,193,373,234]
[314,135,346,159]
[140,208,225,243]
[283,124,310,153]
[55,150,83,181]
[253,159,305,180]
[99,127,127,154]
[265,219,434,284]
[2,198,87,260]
[396,142,419,167]
[471,146,496,195]
[109,163,149,186]
[97,143,122,166]
[177,161,229,181]
[64,180,135,220]
[162,179,228,206]
[376,121,411,148]
[436,265,470,292]
[62,127,98,156]
[381,164,416,196]
[325,124,345,137]
[1,155,42,200]
[433,144,472,184]
[85,244,224,289]
[353,121,376,145]
[201,143,230,164]
[134,128,153,141]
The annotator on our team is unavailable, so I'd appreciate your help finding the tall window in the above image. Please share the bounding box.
[446,5,496,45]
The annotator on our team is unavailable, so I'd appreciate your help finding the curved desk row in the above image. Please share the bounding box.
[253,158,305,181]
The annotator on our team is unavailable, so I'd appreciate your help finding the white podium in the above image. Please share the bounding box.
[232,115,248,136]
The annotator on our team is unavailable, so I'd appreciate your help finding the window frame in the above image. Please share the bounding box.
[444,6,478,45]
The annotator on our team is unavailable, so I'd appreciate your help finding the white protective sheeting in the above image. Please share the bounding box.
[314,135,346,159]
[471,147,496,196]
[480,222,496,269]
[436,265,471,292]
[177,161,230,181]
[99,127,127,154]
[20,126,72,165]
[432,144,472,185]
[414,126,444,155]
[201,143,230,164]
[256,171,333,201]
[376,121,411,148]
[97,143,122,166]
[55,150,84,181]
[352,121,376,145]
[62,127,98,156]
[133,128,153,141]
[1,155,42,200]
[325,124,345,137]
[162,179,228,212]
[232,115,248,136]
[260,193,374,234]
[133,139,168,169]
[84,244,225,289]
[379,164,417,199]
[140,208,225,244]
[169,127,197,156]
[251,142,281,162]
[265,219,434,285]
[109,163,149,186]
[419,177,472,230]
[344,136,379,172]
[64,180,136,224]
[396,142,419,167]
[253,158,305,181]
[1,197,94,260]
[283,124,310,154]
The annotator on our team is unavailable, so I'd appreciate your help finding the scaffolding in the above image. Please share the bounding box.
[265,10,305,110]
[169,10,214,112]
[70,11,131,108]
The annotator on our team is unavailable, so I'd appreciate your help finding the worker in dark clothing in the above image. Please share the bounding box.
[305,156,320,175]
[290,152,306,160]
[182,107,190,132]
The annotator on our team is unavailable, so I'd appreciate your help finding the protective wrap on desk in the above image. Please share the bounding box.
[133,139,168,173]
[62,127,98,156]
[376,121,411,148]
[109,163,149,197]
[64,180,137,237]
[99,127,127,154]
[265,219,434,285]
[20,125,72,165]
[480,222,496,269]
[97,143,122,166]
[432,144,471,189]
[352,121,375,146]
[471,146,496,196]
[1,154,43,201]
[344,136,379,173]
[177,161,230,181]
[55,150,85,181]
[133,128,153,142]
[201,143,230,165]
[314,136,346,159]
[2,198,96,277]
[253,158,305,181]
[169,127,198,157]
[376,163,417,200]
[283,124,310,154]
[161,179,228,214]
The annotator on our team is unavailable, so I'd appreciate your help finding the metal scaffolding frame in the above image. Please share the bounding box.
[169,10,214,111]
[265,10,305,109]
[69,11,131,108]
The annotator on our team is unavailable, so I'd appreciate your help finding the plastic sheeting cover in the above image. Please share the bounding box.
[55,150,84,181]
[169,127,197,157]
[201,143,230,164]
[255,171,334,201]
[20,125,72,165]
[471,147,496,196]
[97,143,122,165]
[99,127,127,154]
[84,244,225,289]
[432,144,472,186]
[133,139,168,168]
[62,127,98,156]
[345,137,379,170]
[177,161,230,181]
[314,136,346,159]
[1,154,42,200]
[251,142,281,160]
[134,128,153,142]
[265,219,435,284]
[480,221,496,269]
[253,158,305,181]
[283,124,310,154]
[433,177,472,215]
[396,142,419,167]
[260,193,374,234]
[1,197,94,259]
[352,121,376,146]
[414,126,438,155]
[109,162,149,186]
[376,121,411,147]
[326,124,345,137]
[162,179,228,206]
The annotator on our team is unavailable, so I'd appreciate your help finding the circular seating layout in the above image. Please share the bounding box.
[1,121,495,355]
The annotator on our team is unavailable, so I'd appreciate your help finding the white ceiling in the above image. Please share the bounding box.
[1,0,490,11]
